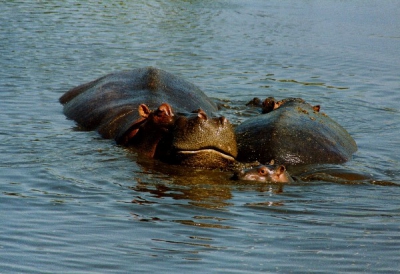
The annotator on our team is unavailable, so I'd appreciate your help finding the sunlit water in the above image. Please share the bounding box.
[1,1,399,273]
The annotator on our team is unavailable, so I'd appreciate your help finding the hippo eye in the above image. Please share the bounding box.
[258,166,268,175]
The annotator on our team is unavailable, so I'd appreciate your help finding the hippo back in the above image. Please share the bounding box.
[60,67,218,139]
[235,98,357,165]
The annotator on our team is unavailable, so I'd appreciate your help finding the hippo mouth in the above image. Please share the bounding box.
[177,148,236,160]
[174,148,236,169]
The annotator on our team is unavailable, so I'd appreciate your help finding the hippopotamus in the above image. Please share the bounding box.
[60,67,237,168]
[235,97,357,166]
[232,160,294,183]
[59,67,218,139]
[156,106,237,168]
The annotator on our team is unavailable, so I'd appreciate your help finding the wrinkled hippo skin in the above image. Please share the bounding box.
[232,162,294,183]
[60,67,237,168]
[235,98,357,165]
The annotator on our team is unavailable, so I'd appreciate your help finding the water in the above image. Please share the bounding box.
[1,0,399,273]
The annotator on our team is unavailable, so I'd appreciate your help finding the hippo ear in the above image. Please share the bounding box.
[276,165,286,175]
[197,109,208,120]
[274,100,284,110]
[157,103,174,117]
[262,97,276,113]
[138,104,151,118]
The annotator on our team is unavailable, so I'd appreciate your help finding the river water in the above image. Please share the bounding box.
[1,1,399,273]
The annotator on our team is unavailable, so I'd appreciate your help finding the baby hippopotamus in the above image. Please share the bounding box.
[233,161,294,183]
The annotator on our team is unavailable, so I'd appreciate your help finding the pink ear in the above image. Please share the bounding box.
[313,105,321,112]
[157,103,173,117]
[197,109,207,120]
[138,104,151,118]
[276,165,286,175]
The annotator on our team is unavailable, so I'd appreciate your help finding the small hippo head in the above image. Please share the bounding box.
[164,109,238,169]
[233,161,293,183]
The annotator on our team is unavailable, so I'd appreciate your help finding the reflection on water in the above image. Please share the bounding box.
[130,155,287,210]
[264,75,350,90]
[1,0,400,273]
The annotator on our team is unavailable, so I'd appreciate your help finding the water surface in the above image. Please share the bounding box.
[1,1,399,273]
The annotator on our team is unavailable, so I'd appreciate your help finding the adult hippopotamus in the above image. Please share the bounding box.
[59,67,218,139]
[232,160,294,183]
[60,67,237,169]
[235,97,357,165]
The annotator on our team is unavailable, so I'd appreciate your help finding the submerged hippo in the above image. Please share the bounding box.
[236,98,357,165]
[232,161,294,183]
[60,67,218,139]
[60,67,237,168]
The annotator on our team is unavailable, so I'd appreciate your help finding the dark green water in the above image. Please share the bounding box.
[1,1,399,273]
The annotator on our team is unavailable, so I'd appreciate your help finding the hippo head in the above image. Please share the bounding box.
[164,109,238,169]
[232,161,293,183]
[122,103,237,169]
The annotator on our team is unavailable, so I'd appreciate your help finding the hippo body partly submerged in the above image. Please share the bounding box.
[60,67,237,169]
[235,98,357,166]
[60,67,218,140]
[60,67,357,170]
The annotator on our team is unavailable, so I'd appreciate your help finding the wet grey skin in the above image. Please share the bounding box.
[60,67,237,169]
[236,97,357,166]
[59,67,218,140]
